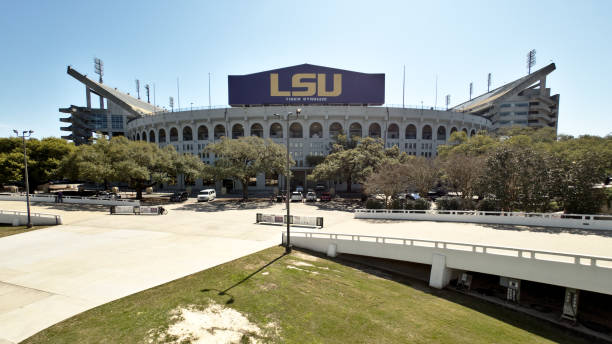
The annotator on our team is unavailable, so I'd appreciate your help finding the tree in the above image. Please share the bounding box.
[309,137,386,192]
[404,157,439,197]
[441,153,485,200]
[363,161,410,207]
[61,136,206,199]
[0,137,75,188]
[205,136,289,200]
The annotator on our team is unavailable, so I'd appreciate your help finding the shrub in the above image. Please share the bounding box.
[365,199,384,209]
[476,198,499,211]
[435,197,477,210]
[406,198,431,210]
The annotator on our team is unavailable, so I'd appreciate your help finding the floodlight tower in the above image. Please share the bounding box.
[94,57,104,108]
[145,84,150,103]
[487,73,492,92]
[469,82,473,100]
[527,49,536,74]
[445,94,451,110]
[169,96,174,112]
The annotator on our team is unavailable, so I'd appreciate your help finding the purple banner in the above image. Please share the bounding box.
[228,64,384,106]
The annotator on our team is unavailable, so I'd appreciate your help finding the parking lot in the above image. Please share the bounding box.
[1,197,612,343]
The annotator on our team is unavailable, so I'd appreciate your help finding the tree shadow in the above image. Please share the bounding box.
[175,200,276,212]
[480,223,612,238]
[30,202,110,212]
[301,199,363,213]
[200,252,286,304]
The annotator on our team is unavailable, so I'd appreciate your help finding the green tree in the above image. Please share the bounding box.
[0,137,75,188]
[61,136,206,199]
[309,137,386,193]
[205,136,289,200]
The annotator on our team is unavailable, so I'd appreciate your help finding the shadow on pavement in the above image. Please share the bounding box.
[31,202,110,213]
[175,200,276,212]
[301,199,363,213]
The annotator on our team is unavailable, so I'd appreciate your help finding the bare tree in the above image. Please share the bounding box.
[405,157,439,197]
[363,161,410,207]
[441,153,485,199]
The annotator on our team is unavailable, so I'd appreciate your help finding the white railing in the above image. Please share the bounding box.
[0,193,140,206]
[0,209,62,226]
[354,209,612,231]
[286,231,612,295]
[288,231,612,269]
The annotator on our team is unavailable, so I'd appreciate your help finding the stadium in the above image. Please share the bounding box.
[60,63,559,192]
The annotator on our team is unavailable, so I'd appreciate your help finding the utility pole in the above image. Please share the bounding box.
[208,72,212,109]
[402,65,405,108]
[13,130,34,228]
[274,108,301,254]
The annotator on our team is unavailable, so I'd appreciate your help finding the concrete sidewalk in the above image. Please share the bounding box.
[1,199,612,343]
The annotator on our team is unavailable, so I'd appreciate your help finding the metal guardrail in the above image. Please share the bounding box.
[0,209,62,225]
[355,209,612,220]
[288,231,612,269]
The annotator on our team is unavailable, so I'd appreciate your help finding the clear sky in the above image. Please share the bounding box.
[1,0,611,139]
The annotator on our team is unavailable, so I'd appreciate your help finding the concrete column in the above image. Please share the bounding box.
[86,87,91,109]
[429,254,453,289]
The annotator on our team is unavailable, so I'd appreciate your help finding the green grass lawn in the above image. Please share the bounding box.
[0,225,47,238]
[23,246,590,344]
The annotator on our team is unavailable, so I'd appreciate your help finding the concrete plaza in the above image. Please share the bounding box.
[1,199,611,343]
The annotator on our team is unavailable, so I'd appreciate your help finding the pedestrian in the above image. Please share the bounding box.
[58,191,63,203]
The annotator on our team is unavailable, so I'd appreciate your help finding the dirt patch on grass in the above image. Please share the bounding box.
[292,251,320,262]
[150,301,278,343]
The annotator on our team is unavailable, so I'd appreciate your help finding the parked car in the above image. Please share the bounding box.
[290,191,303,202]
[170,191,189,202]
[305,191,317,202]
[295,186,304,193]
[320,192,332,202]
[399,192,420,200]
[197,189,216,202]
[315,184,326,192]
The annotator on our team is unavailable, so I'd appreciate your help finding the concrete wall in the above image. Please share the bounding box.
[0,210,62,226]
[285,232,612,295]
[354,209,612,231]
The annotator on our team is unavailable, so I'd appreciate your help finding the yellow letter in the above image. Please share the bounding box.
[291,73,316,96]
[317,73,342,97]
[270,73,290,96]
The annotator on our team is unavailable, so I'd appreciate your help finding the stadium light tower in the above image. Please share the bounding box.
[94,57,104,108]
[469,82,473,100]
[445,94,451,110]
[527,49,536,74]
[169,96,174,112]
[145,84,150,103]
[13,130,34,228]
[274,108,301,254]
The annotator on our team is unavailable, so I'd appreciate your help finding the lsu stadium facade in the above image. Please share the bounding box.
[60,63,559,192]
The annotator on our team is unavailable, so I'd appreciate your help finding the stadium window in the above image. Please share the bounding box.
[500,103,512,108]
[500,112,510,116]
[111,115,123,129]
[516,103,528,107]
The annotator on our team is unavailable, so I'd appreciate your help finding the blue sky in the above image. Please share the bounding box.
[1,0,611,138]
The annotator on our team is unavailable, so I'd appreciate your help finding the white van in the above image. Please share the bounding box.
[197,189,216,202]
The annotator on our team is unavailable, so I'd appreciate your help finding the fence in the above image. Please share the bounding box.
[0,209,62,226]
[256,213,323,227]
[0,193,140,206]
[354,209,612,231]
[285,231,612,295]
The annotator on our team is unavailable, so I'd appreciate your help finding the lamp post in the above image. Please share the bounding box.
[13,130,34,228]
[274,108,301,254]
